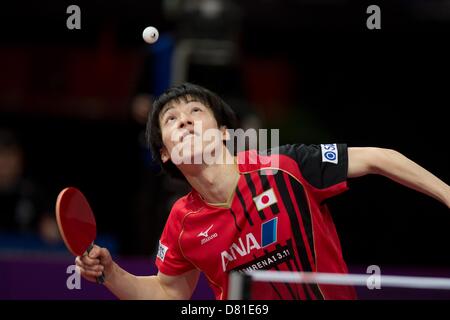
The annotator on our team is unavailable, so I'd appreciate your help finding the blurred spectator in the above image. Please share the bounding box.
[0,129,59,244]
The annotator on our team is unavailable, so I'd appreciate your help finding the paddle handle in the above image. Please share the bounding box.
[87,243,105,284]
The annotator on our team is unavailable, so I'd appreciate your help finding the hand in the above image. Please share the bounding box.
[75,245,113,283]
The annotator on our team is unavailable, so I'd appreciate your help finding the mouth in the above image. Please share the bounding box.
[179,130,197,142]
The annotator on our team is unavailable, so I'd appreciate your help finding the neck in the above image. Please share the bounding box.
[181,151,239,205]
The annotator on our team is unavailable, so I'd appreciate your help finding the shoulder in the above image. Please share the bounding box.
[273,144,320,158]
[274,144,346,164]
[167,191,203,221]
[236,144,305,172]
[236,144,308,160]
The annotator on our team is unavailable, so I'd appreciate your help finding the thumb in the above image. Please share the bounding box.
[88,245,101,258]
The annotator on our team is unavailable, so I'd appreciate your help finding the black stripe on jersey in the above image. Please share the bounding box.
[283,240,308,299]
[273,172,312,272]
[235,188,254,226]
[273,172,322,300]
[263,249,298,300]
[283,241,312,300]
[258,172,280,214]
[286,239,300,272]
[286,239,323,300]
[269,282,283,299]
[287,175,316,262]
[244,173,257,196]
[229,208,242,232]
[244,173,266,220]
[274,244,300,300]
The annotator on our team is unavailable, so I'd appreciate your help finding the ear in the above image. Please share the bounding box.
[160,147,170,163]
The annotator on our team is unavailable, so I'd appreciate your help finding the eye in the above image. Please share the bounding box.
[165,115,176,124]
[192,107,202,113]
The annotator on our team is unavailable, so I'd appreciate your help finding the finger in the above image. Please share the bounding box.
[82,264,104,273]
[88,245,102,258]
[75,257,83,268]
[80,268,103,278]
[75,256,87,266]
[99,248,110,261]
[80,255,100,266]
[78,266,92,278]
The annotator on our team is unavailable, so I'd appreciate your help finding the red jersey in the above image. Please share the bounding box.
[155,144,357,300]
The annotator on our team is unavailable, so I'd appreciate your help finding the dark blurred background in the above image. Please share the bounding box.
[1,0,450,299]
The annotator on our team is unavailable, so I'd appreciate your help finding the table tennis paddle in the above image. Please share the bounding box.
[55,187,105,284]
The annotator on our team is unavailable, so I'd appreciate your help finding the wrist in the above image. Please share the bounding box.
[103,262,118,287]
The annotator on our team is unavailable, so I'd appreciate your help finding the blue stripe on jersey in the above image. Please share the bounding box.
[261,217,278,247]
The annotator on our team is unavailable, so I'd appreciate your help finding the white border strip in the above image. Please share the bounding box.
[246,271,450,290]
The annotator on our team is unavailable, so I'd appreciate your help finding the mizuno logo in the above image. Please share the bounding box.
[197,224,214,238]
[197,224,218,245]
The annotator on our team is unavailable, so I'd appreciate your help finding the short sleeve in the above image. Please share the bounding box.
[278,143,349,200]
[155,207,195,276]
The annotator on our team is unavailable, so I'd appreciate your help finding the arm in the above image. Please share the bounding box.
[105,265,199,300]
[76,246,200,300]
[348,147,450,208]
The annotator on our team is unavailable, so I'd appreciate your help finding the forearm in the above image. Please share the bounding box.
[373,148,450,207]
[104,262,172,300]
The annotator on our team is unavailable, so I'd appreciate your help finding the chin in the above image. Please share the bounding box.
[178,149,203,165]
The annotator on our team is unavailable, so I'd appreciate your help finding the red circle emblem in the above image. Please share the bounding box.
[261,195,269,204]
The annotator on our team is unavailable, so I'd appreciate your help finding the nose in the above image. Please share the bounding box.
[178,113,193,129]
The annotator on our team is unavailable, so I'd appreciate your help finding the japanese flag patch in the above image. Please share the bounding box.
[253,188,278,211]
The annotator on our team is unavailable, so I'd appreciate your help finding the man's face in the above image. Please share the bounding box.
[159,99,226,166]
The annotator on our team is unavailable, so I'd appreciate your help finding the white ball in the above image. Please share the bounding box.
[142,26,159,44]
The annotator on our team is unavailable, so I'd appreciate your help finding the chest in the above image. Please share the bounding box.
[179,200,297,276]
[180,171,316,276]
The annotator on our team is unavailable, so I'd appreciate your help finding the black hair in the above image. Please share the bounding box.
[146,83,239,179]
